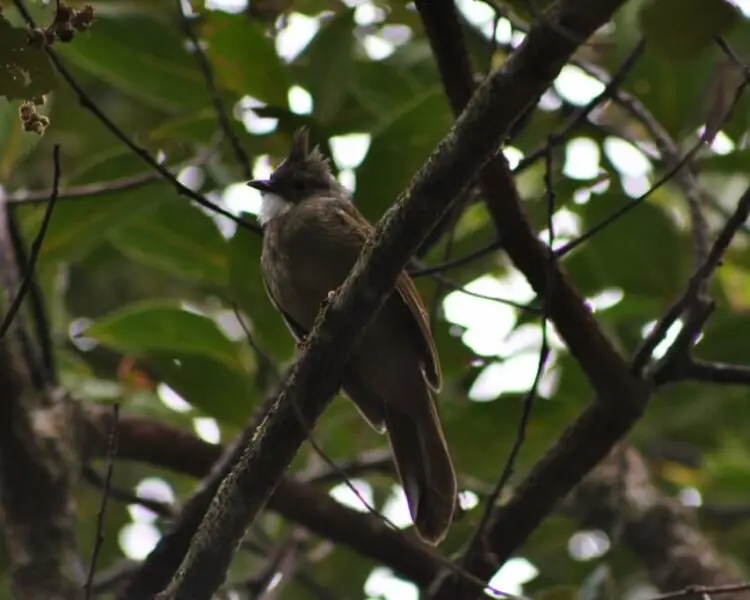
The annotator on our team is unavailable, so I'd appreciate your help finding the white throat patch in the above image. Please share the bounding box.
[258,192,291,226]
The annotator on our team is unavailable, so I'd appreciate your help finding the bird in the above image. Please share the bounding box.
[247,128,457,545]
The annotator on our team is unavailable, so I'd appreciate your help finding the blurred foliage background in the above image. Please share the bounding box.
[2,0,750,598]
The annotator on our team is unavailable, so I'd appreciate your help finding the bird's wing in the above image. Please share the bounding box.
[261,277,309,342]
[333,203,442,390]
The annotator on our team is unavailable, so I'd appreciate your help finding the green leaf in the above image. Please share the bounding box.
[698,311,750,364]
[355,87,451,220]
[59,14,208,111]
[86,300,245,369]
[149,107,286,155]
[534,586,580,600]
[564,193,691,299]
[294,10,356,124]
[110,199,229,285]
[16,148,173,264]
[147,351,256,424]
[29,185,171,264]
[0,16,56,101]
[443,393,576,483]
[639,0,741,62]
[348,52,433,121]
[695,148,750,173]
[227,225,295,361]
[610,3,719,138]
[202,12,289,107]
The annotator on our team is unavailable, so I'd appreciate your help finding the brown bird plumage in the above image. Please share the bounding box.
[248,128,457,545]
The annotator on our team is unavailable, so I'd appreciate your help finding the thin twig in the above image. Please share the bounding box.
[409,240,504,277]
[428,223,458,327]
[633,183,750,374]
[175,0,252,179]
[461,143,557,564]
[676,360,750,385]
[0,145,62,342]
[5,157,211,205]
[82,465,174,519]
[231,303,279,388]
[514,40,646,174]
[429,272,540,312]
[84,403,120,598]
[556,138,705,257]
[651,583,750,600]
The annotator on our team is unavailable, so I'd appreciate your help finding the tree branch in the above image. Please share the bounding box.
[0,151,82,599]
[78,405,441,591]
[414,1,653,597]
[564,448,750,600]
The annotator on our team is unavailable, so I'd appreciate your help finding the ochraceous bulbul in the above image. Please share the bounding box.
[248,128,457,545]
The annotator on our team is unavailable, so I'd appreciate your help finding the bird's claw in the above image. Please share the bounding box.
[320,290,336,308]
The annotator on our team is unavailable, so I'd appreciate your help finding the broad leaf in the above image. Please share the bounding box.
[202,12,289,107]
[355,87,451,220]
[60,14,208,111]
[111,199,229,285]
[294,10,356,124]
[86,300,245,369]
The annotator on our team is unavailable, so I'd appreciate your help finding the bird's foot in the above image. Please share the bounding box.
[320,290,337,308]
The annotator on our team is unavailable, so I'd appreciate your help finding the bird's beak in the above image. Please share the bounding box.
[247,179,274,193]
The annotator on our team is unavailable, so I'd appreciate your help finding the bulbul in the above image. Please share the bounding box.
[247,128,457,545]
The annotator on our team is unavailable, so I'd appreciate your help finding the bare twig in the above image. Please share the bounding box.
[0,145,62,342]
[409,240,503,277]
[555,138,705,257]
[460,144,557,565]
[428,223,458,326]
[5,157,212,205]
[652,584,750,600]
[175,0,252,179]
[429,272,540,311]
[515,40,646,173]
[667,360,750,386]
[82,464,173,519]
[84,403,120,599]
[633,183,750,375]
[230,303,279,388]
[298,448,394,484]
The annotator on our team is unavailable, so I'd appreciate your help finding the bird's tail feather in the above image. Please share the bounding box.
[384,392,457,545]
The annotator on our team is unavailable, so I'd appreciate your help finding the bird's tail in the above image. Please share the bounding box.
[384,390,457,545]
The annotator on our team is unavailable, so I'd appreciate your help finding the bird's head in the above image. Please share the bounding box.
[247,128,340,225]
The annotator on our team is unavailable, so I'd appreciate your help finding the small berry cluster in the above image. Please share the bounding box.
[27,3,95,47]
[19,97,50,135]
